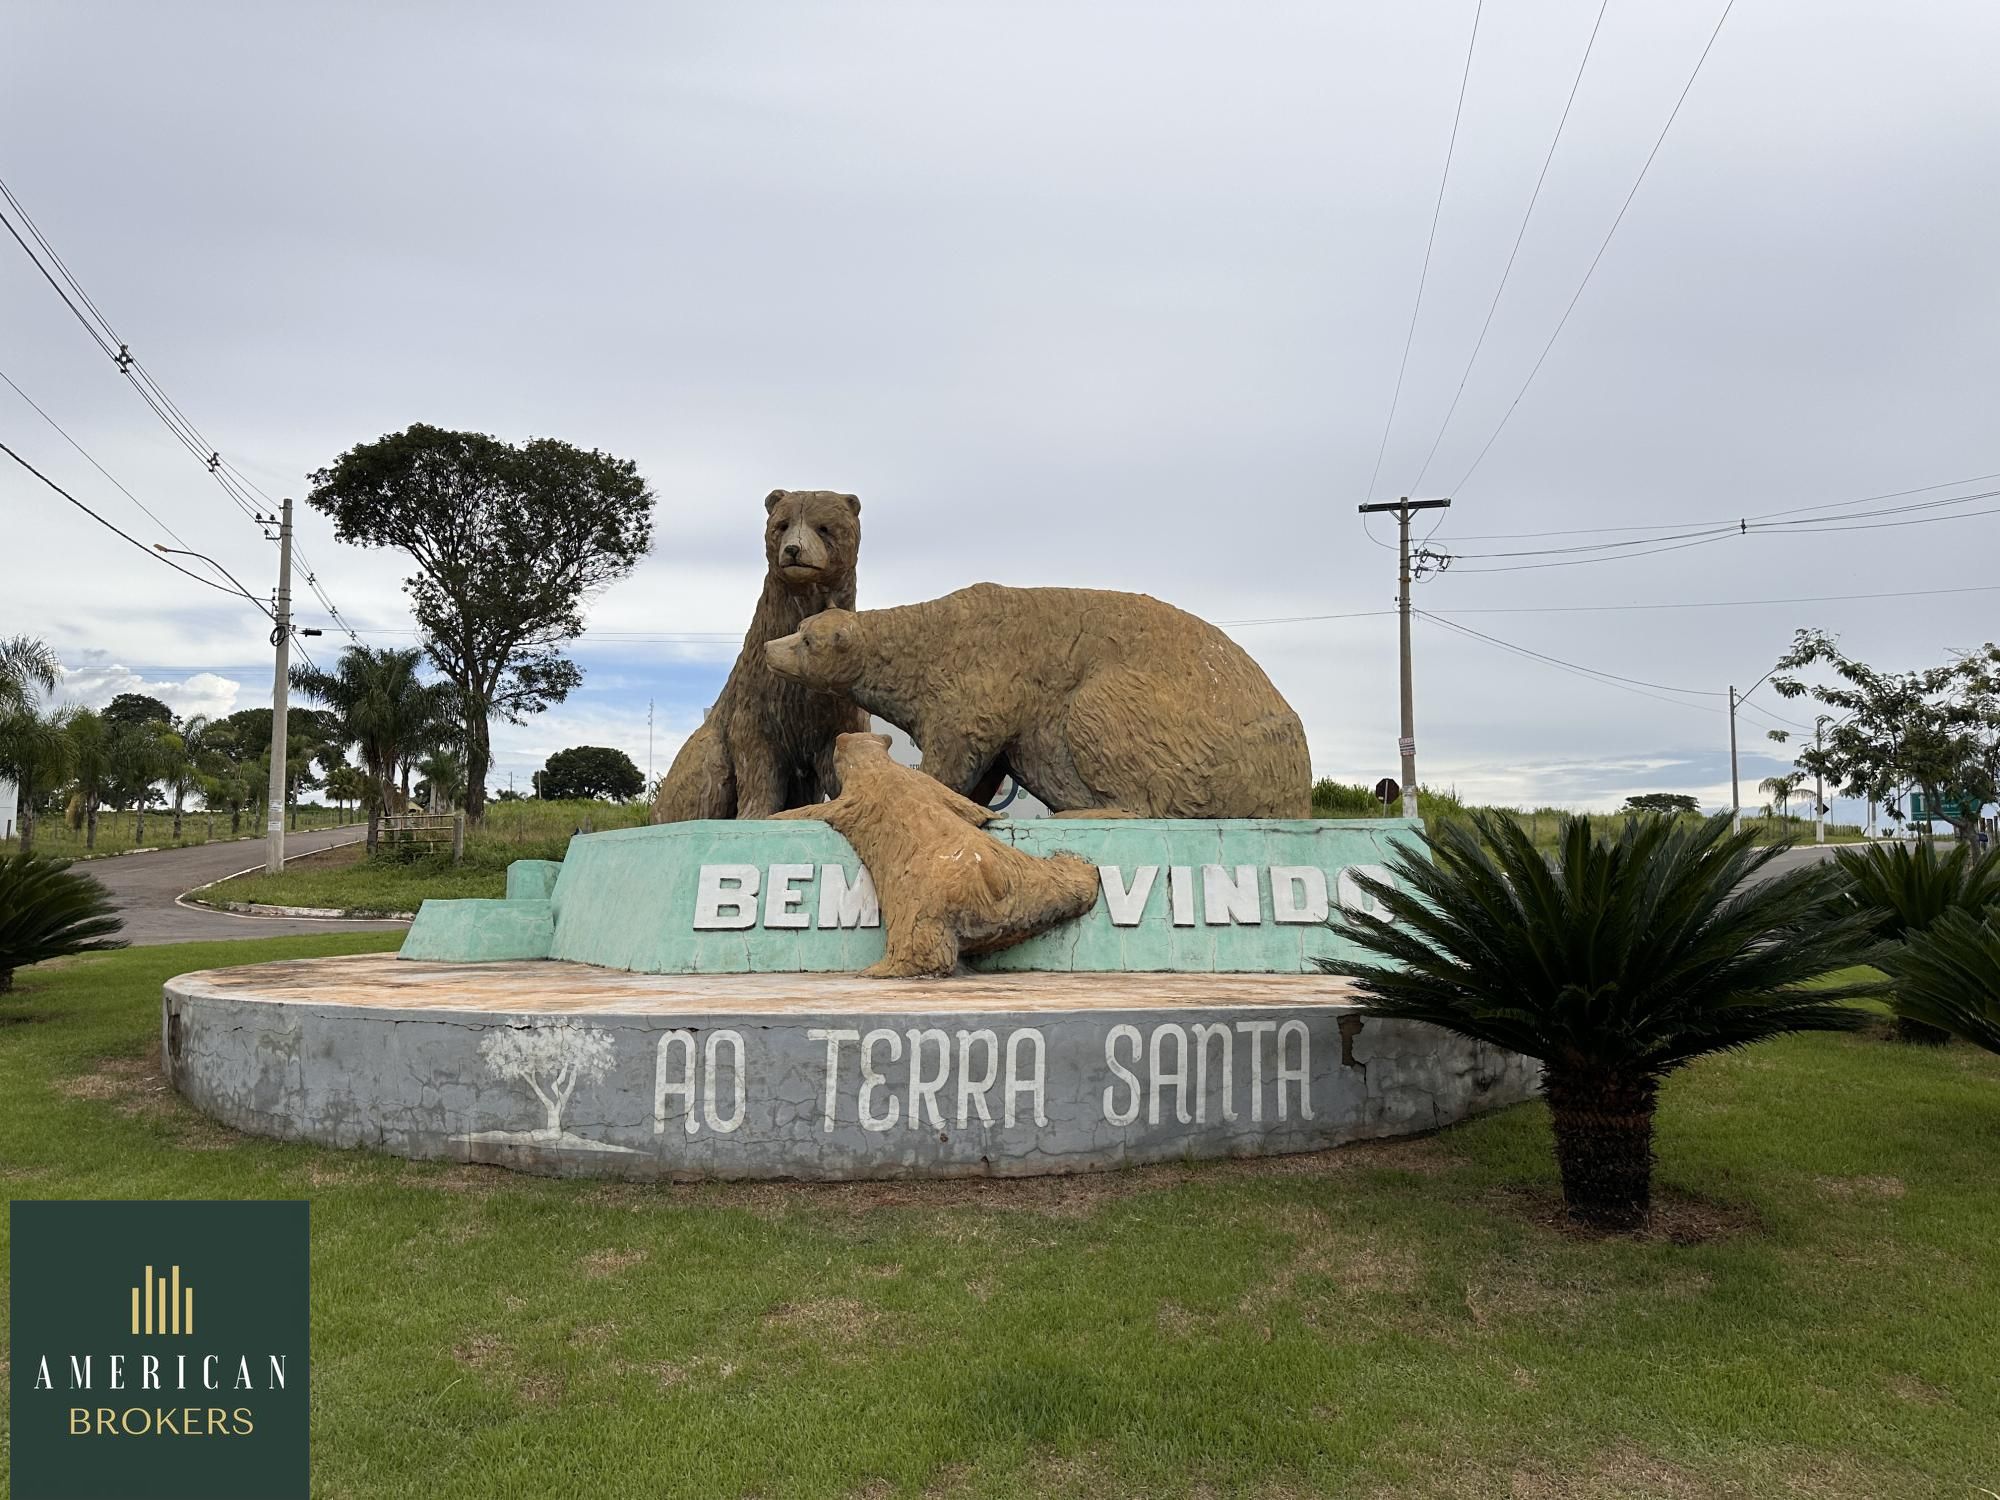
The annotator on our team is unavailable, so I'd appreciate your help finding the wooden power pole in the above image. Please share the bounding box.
[1357,496,1450,820]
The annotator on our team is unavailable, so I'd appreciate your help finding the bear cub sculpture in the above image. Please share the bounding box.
[775,733,1101,978]
[651,489,871,822]
[765,583,1311,818]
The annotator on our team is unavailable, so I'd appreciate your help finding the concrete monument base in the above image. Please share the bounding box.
[163,954,1539,1181]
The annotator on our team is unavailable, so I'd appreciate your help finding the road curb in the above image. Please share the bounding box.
[176,836,411,925]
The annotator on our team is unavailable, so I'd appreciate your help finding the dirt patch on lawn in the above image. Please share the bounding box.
[57,1046,242,1150]
[1813,1174,1906,1200]
[578,1246,647,1279]
[761,1295,880,1353]
[1484,1185,1761,1246]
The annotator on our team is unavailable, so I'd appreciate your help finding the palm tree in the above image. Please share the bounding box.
[162,716,212,843]
[0,703,75,854]
[1883,909,2000,1055]
[66,710,111,851]
[1835,839,2000,1043]
[0,636,60,715]
[291,647,450,853]
[1315,812,1881,1231]
[1758,773,1803,822]
[0,850,125,994]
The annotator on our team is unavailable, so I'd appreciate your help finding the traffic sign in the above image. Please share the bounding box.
[1373,777,1401,806]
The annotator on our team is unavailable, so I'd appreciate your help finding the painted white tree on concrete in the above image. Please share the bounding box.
[457,1020,636,1153]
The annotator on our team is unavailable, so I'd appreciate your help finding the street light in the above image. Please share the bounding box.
[152,543,270,619]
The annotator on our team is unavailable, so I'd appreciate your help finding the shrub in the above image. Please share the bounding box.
[1311,779,1383,817]
[1882,909,2000,1055]
[1835,840,2000,1043]
[0,850,126,993]
[1316,812,1880,1231]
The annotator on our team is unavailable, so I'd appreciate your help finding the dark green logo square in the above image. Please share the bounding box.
[9,1200,309,1500]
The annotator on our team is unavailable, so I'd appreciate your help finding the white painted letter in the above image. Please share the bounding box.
[764,863,814,928]
[692,864,760,929]
[1192,1022,1236,1123]
[1237,1018,1277,1122]
[1005,1029,1047,1127]
[1202,864,1261,925]
[1100,865,1158,926]
[1169,865,1195,926]
[818,864,881,928]
[808,1028,859,1132]
[654,1030,697,1135]
[1103,1024,1142,1125]
[1277,1019,1313,1120]
[906,1028,950,1131]
[1337,864,1396,920]
[859,1028,902,1131]
[1149,1023,1192,1124]
[1270,866,1330,924]
[955,1029,998,1126]
[704,1030,746,1133]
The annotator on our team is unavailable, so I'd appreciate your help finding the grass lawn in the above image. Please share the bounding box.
[198,842,511,914]
[3,805,360,860]
[4,938,1997,1497]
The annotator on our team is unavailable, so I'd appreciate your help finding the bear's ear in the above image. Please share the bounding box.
[765,489,788,514]
[844,494,860,517]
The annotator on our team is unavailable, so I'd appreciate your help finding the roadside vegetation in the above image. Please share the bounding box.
[196,798,646,913]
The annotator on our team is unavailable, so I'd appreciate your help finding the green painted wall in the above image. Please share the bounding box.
[401,817,1421,974]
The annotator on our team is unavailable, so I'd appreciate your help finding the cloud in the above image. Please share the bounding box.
[57,657,241,723]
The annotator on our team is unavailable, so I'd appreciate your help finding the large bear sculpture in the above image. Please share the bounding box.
[650,489,870,822]
[764,583,1311,818]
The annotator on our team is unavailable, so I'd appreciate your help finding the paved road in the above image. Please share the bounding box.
[1748,842,1845,882]
[77,825,408,946]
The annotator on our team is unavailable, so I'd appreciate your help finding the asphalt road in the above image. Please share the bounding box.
[79,825,409,946]
[1747,842,1845,882]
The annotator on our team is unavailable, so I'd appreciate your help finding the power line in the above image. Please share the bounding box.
[0,175,358,640]
[1410,0,1612,497]
[1363,0,1484,503]
[2,437,273,619]
[1414,608,1722,695]
[1415,608,1724,716]
[1450,0,1736,495]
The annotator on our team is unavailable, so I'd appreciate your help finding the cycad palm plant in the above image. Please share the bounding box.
[1316,812,1881,1231]
[1882,908,2000,1055]
[0,850,125,993]
[1834,839,2000,1042]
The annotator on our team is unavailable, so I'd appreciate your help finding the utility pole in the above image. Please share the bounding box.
[1357,496,1450,820]
[1728,685,1740,832]
[265,496,294,875]
[1815,717,1826,846]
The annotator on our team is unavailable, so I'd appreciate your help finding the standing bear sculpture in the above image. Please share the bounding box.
[764,583,1311,818]
[774,733,1101,977]
[651,489,871,822]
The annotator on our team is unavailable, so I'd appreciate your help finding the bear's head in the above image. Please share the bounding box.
[831,730,895,780]
[764,489,860,591]
[765,608,864,688]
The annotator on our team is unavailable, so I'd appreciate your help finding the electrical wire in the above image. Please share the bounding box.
[0,175,358,639]
[2,437,273,619]
[1449,0,1736,495]
[1414,608,1724,716]
[1410,0,1612,497]
[1362,0,1484,504]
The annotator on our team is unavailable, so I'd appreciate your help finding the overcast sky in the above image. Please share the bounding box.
[5,1,1996,818]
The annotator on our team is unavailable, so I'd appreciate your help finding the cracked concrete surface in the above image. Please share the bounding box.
[164,955,1539,1180]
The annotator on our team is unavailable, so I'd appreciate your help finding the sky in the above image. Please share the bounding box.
[4,1,1997,820]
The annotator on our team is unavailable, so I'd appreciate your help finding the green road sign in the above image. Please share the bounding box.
[1910,792,1976,821]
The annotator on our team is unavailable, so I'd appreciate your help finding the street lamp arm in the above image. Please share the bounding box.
[153,543,274,621]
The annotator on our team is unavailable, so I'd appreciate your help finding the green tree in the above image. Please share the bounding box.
[0,637,65,848]
[1757,773,1803,821]
[66,709,113,851]
[291,646,453,852]
[539,745,644,802]
[1315,812,1880,1231]
[1622,792,1700,816]
[1883,910,2000,1055]
[108,718,172,844]
[1771,630,1999,842]
[1835,839,2000,1043]
[0,850,124,993]
[306,424,654,825]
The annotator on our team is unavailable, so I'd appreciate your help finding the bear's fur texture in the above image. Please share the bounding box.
[774,733,1101,977]
[650,490,871,822]
[764,584,1311,818]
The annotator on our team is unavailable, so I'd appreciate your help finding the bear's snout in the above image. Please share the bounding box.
[773,519,831,579]
[765,632,807,679]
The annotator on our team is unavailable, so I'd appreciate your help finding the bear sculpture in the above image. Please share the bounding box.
[764,583,1311,818]
[774,733,1101,977]
[651,489,871,822]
